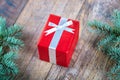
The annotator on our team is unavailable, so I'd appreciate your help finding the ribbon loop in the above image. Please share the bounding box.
[45,20,74,36]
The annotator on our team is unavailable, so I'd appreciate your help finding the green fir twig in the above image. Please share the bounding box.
[0,16,24,80]
[88,10,120,80]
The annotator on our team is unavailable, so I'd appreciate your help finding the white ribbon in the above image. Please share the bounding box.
[45,17,74,64]
[45,20,74,36]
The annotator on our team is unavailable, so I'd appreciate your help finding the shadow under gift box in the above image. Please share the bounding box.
[37,14,79,67]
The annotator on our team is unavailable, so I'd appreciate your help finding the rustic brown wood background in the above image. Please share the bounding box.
[0,0,120,80]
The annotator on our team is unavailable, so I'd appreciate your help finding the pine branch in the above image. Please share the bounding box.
[88,9,120,80]
[103,46,120,61]
[112,10,120,28]
[0,17,6,29]
[0,46,3,55]
[97,34,115,50]
[107,64,120,80]
[88,20,112,34]
[6,24,23,37]
[112,27,120,36]
[0,16,24,79]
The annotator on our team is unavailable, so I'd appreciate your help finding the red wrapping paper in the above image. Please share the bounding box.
[37,14,79,67]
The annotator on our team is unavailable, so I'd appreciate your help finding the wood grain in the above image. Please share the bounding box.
[13,0,120,80]
[0,0,28,26]
[15,0,56,79]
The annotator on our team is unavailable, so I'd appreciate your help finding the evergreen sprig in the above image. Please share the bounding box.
[0,16,24,80]
[88,10,120,80]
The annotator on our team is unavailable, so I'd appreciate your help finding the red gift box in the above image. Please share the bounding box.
[37,14,79,67]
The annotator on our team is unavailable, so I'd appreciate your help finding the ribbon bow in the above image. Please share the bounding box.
[45,21,74,36]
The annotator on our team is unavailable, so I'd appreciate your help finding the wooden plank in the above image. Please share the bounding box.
[15,0,86,77]
[74,0,106,79]
[21,57,52,80]
[45,0,86,80]
[15,0,57,79]
[44,0,70,79]
[54,0,96,80]
[0,0,28,26]
[75,0,120,80]
[15,0,120,80]
[15,0,100,79]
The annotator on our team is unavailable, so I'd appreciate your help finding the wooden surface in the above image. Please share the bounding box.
[0,0,28,26]
[1,0,120,80]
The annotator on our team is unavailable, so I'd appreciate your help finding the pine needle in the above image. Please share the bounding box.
[88,10,120,80]
[0,16,24,80]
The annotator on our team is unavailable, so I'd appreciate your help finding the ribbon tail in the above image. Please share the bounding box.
[44,28,57,36]
[48,22,57,27]
[62,21,73,28]
[65,27,75,33]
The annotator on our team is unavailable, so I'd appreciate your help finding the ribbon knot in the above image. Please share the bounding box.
[45,21,74,36]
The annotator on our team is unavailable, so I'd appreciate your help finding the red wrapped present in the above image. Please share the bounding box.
[37,14,79,67]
